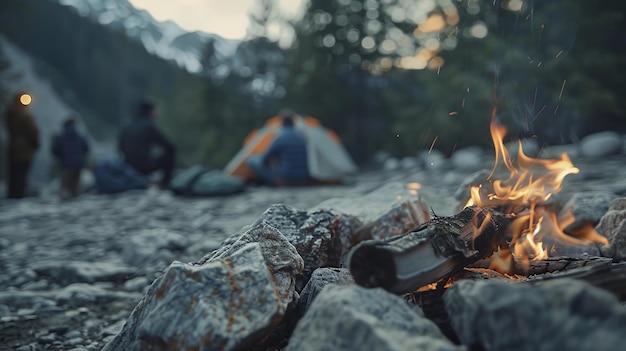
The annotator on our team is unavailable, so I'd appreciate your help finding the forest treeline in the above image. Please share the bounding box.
[1,0,625,168]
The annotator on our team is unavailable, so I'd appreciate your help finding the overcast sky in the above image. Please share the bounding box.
[127,0,306,40]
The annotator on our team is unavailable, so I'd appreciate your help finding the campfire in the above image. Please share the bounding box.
[349,117,611,292]
[465,119,609,271]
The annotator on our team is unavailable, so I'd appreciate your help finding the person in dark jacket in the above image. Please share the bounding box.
[4,92,39,198]
[118,98,176,189]
[246,109,310,186]
[52,116,89,198]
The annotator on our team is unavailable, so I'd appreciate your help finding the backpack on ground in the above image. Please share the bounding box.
[93,159,148,194]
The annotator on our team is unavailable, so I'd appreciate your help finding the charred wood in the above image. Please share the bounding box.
[348,206,510,294]
[527,261,626,301]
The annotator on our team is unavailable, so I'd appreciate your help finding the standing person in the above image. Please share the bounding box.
[4,92,39,198]
[118,98,176,189]
[51,116,89,199]
[246,109,310,186]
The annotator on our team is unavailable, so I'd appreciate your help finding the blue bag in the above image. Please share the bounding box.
[93,159,148,194]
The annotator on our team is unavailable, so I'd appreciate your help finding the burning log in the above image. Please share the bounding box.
[348,206,510,294]
[526,261,626,301]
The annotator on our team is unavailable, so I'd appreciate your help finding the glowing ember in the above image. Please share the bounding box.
[464,119,608,269]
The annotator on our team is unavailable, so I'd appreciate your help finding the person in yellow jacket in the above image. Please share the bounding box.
[4,92,39,198]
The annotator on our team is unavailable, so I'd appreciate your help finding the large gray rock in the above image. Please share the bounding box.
[450,146,486,171]
[445,279,626,351]
[580,131,623,158]
[606,197,626,212]
[609,219,626,261]
[103,223,303,351]
[597,198,626,260]
[197,221,303,305]
[296,268,354,318]
[287,285,463,351]
[226,204,360,291]
[453,169,491,203]
[366,199,431,241]
[559,191,617,232]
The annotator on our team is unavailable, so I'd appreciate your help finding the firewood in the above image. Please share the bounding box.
[470,255,613,276]
[527,261,626,301]
[524,256,612,275]
[348,206,510,294]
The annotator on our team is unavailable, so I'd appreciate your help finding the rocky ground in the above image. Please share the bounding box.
[0,168,455,351]
[1,131,626,350]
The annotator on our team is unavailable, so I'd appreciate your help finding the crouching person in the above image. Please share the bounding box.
[246,110,310,186]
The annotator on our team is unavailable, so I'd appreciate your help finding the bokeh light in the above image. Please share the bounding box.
[20,94,32,106]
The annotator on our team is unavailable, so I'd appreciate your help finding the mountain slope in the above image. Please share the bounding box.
[57,0,240,73]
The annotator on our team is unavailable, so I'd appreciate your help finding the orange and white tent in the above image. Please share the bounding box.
[224,115,358,182]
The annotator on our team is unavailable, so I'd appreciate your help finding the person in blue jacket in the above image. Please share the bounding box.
[52,116,89,198]
[118,98,176,189]
[247,109,310,186]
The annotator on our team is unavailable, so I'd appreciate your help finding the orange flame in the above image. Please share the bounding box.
[465,119,607,270]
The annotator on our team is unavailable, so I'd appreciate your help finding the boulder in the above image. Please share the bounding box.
[453,169,491,203]
[296,268,354,318]
[445,279,626,351]
[223,204,361,291]
[597,198,626,260]
[580,131,623,158]
[366,199,431,241]
[286,285,463,351]
[103,223,303,351]
[559,191,617,233]
[450,146,485,171]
